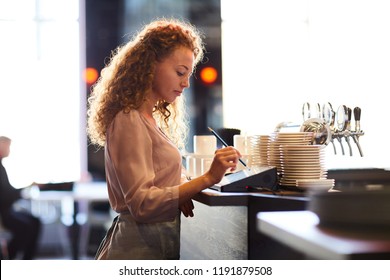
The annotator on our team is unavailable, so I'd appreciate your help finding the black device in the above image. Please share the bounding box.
[209,166,278,192]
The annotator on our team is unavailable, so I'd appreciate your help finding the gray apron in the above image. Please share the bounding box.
[95,212,180,260]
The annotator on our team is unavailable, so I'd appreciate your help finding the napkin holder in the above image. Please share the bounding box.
[210,166,278,192]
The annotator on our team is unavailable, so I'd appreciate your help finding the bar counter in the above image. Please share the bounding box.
[180,188,309,259]
[257,210,390,259]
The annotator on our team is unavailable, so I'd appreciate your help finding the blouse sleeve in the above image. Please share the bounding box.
[105,111,180,223]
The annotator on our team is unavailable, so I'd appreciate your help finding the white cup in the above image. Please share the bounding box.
[194,135,217,155]
[201,157,213,174]
[233,135,249,155]
[185,156,196,178]
[185,155,202,178]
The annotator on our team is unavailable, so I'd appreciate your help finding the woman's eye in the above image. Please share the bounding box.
[177,71,184,76]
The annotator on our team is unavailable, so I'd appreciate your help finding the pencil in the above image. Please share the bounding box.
[207,127,248,168]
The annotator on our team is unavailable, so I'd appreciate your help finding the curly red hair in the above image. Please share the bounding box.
[87,18,205,148]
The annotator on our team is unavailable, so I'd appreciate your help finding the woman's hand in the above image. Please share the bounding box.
[178,147,242,206]
[204,146,242,185]
[180,199,194,217]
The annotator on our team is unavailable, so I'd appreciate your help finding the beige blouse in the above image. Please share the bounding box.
[104,109,183,223]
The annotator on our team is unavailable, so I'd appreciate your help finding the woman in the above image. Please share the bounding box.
[87,18,241,260]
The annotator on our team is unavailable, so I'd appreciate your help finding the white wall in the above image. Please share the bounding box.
[221,0,390,169]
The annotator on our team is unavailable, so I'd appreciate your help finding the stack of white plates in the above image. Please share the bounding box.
[249,135,271,167]
[280,144,327,187]
[268,132,314,176]
[296,178,335,192]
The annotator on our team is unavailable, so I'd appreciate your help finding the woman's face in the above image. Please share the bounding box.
[151,47,194,104]
[0,140,11,158]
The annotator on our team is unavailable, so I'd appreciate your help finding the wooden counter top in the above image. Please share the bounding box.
[193,187,308,207]
[257,210,390,259]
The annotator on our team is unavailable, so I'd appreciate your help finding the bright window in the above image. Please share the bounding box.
[0,0,86,187]
[221,0,390,169]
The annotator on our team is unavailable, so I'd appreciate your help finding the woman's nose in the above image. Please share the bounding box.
[181,77,190,88]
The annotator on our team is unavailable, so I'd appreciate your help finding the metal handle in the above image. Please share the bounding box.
[353,107,361,121]
[354,107,361,132]
[336,105,348,131]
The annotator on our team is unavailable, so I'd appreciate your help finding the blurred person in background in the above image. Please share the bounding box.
[0,136,41,259]
[87,18,242,260]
